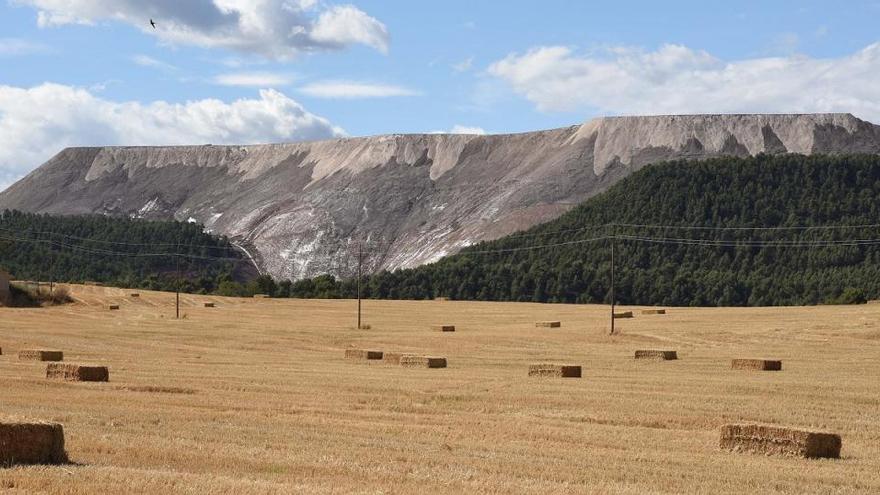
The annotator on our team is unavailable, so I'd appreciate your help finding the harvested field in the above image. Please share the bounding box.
[46,363,109,382]
[635,350,678,360]
[1,283,880,493]
[399,356,447,368]
[344,349,383,360]
[642,309,667,315]
[18,350,63,362]
[0,420,67,465]
[614,311,634,319]
[535,321,561,328]
[431,325,455,332]
[732,359,782,371]
[720,424,842,459]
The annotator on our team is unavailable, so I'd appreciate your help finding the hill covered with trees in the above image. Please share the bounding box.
[0,210,250,293]
[286,154,880,306]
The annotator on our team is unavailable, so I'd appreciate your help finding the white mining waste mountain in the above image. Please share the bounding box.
[2,113,879,280]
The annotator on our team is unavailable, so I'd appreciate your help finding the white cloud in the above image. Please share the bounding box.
[299,80,419,99]
[14,0,389,59]
[0,38,51,56]
[132,54,177,71]
[429,125,487,135]
[487,42,880,122]
[0,83,343,190]
[214,72,296,87]
[310,5,389,54]
[449,125,486,135]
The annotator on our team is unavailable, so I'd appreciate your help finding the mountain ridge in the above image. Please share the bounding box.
[2,113,879,280]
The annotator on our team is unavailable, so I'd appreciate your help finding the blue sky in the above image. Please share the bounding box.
[2,1,880,189]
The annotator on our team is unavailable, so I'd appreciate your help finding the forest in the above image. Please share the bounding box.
[286,153,880,306]
[0,210,247,294]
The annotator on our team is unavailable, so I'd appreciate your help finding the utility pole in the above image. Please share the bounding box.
[357,241,363,329]
[175,243,181,319]
[610,228,616,336]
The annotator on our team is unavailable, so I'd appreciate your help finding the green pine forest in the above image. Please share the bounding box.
[287,153,880,306]
[4,153,880,306]
[0,210,247,294]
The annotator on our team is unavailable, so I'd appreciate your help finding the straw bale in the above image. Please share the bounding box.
[46,363,109,382]
[0,421,67,465]
[720,423,841,458]
[399,356,447,368]
[382,352,415,365]
[641,309,666,315]
[635,350,678,360]
[344,349,383,360]
[613,311,634,319]
[431,325,456,332]
[732,359,782,371]
[18,350,63,362]
[528,364,582,378]
[535,321,561,328]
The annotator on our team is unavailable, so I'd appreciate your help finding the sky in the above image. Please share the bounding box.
[2,0,880,190]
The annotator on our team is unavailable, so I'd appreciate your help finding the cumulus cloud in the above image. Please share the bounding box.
[299,80,419,99]
[488,42,880,122]
[14,0,389,59]
[0,83,343,190]
[214,71,296,87]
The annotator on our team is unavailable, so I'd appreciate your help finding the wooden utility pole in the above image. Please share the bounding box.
[610,234,615,335]
[175,244,181,319]
[357,241,363,329]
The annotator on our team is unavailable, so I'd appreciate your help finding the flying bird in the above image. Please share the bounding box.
[150,19,156,29]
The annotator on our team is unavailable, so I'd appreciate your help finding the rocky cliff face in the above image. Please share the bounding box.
[2,113,878,280]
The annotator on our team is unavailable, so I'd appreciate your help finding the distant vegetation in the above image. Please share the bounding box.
[0,210,248,294]
[5,154,880,306]
[287,154,880,306]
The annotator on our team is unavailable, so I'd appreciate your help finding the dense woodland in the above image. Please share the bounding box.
[286,153,880,306]
[0,210,247,293]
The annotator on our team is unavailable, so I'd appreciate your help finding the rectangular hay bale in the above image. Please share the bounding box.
[528,364,582,378]
[641,309,666,315]
[399,356,447,368]
[431,325,456,332]
[535,321,561,328]
[0,421,67,465]
[129,293,140,298]
[18,350,63,362]
[108,305,120,310]
[344,349,383,360]
[46,363,109,382]
[719,423,841,459]
[382,352,415,365]
[204,302,215,308]
[634,350,678,360]
[732,359,782,371]
[613,311,634,319]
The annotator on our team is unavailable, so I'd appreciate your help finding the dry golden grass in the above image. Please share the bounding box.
[1,284,880,493]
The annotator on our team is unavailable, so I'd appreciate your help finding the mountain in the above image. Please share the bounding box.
[1,113,879,280]
[291,154,880,307]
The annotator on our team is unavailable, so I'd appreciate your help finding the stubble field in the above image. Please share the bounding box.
[2,284,880,494]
